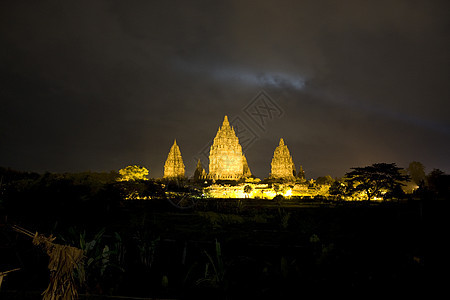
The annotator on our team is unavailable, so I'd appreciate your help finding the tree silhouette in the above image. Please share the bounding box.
[329,179,348,200]
[407,161,426,186]
[344,163,410,201]
[426,169,450,199]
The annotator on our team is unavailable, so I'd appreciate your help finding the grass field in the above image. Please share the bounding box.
[0,198,442,299]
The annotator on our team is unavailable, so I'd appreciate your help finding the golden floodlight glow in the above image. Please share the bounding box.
[203,183,330,200]
[284,189,292,198]
[117,165,149,182]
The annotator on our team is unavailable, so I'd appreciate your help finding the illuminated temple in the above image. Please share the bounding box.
[163,140,185,179]
[270,138,296,181]
[208,116,251,180]
[157,116,339,199]
[151,116,394,200]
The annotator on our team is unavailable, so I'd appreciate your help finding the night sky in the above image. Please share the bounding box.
[1,0,449,179]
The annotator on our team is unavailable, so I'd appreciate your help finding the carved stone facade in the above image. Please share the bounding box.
[208,116,251,180]
[270,138,296,181]
[163,140,185,179]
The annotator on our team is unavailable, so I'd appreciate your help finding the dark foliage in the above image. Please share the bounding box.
[0,166,443,299]
[344,163,410,201]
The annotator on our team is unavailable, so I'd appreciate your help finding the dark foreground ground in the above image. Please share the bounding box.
[0,198,445,299]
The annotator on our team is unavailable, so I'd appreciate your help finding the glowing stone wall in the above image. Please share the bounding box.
[163,140,185,179]
[203,182,330,199]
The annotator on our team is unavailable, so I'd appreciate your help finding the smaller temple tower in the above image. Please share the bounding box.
[270,138,296,181]
[297,165,306,181]
[163,140,185,179]
[193,159,207,181]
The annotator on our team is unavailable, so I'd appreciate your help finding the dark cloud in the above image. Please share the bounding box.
[1,0,449,179]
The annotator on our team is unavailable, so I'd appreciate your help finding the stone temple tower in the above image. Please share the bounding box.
[209,116,251,180]
[163,139,185,179]
[270,138,296,181]
[193,159,207,181]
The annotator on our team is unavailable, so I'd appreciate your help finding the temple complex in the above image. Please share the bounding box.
[270,138,296,181]
[142,116,349,199]
[208,116,251,180]
[150,117,346,199]
[163,140,185,179]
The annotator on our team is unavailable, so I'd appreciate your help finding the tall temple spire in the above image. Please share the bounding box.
[270,138,296,181]
[208,116,251,180]
[220,115,231,131]
[163,139,185,179]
